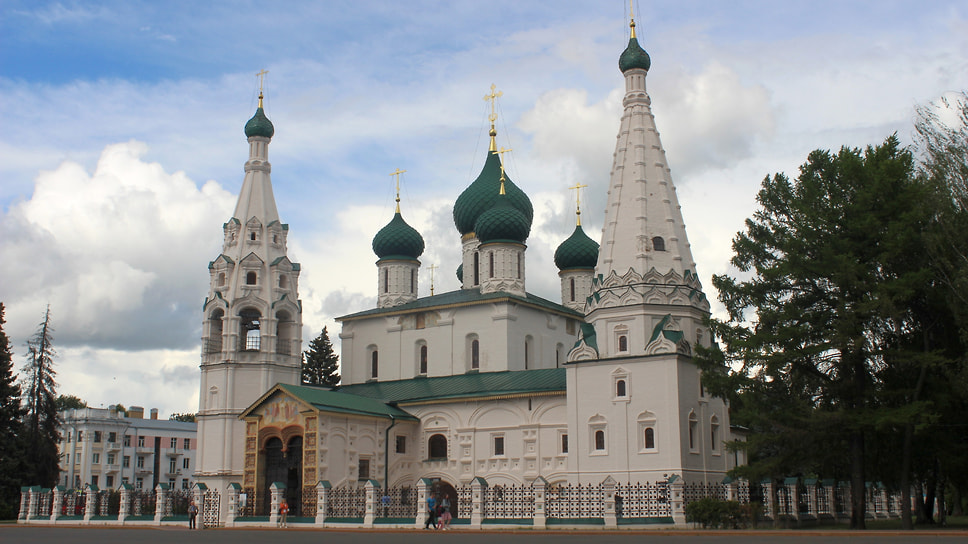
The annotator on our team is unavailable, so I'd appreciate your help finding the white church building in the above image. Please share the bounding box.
[195,18,740,518]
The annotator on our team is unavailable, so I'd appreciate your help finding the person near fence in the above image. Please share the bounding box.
[278,499,289,528]
[424,494,437,529]
[188,501,198,529]
[438,496,452,530]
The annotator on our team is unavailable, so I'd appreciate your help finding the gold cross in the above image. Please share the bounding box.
[629,0,637,38]
[255,69,269,107]
[496,147,512,192]
[569,182,588,226]
[427,264,438,296]
[389,168,407,211]
[483,84,503,125]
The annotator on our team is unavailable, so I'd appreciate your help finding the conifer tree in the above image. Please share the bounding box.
[302,326,340,387]
[21,305,60,488]
[0,303,26,519]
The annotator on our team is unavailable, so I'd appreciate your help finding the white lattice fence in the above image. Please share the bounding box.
[484,484,534,519]
[328,486,366,518]
[614,482,671,517]
[546,483,604,518]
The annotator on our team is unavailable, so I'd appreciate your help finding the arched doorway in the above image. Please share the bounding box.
[432,480,459,519]
[262,436,303,515]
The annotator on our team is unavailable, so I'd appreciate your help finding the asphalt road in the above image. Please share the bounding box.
[3,526,968,544]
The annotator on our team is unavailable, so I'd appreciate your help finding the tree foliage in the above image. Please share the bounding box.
[21,305,60,488]
[302,326,340,387]
[55,394,87,411]
[698,136,944,529]
[0,303,26,519]
[169,412,197,423]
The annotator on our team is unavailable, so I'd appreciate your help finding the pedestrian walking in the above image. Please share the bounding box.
[424,494,437,529]
[278,499,289,528]
[188,501,198,529]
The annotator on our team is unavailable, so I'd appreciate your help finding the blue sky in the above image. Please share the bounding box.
[1,0,966,417]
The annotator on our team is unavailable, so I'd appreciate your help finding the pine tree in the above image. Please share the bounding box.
[302,327,340,387]
[0,303,26,519]
[21,305,60,488]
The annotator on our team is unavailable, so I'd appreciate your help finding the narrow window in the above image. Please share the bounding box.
[473,252,480,285]
[652,236,665,252]
[471,340,480,369]
[411,269,415,293]
[279,275,288,288]
[561,434,569,454]
[183,458,190,469]
[711,416,720,452]
[489,252,494,278]
[250,231,257,241]
[246,271,257,285]
[240,309,261,351]
[218,272,226,286]
[170,437,177,448]
[645,427,655,449]
[383,269,389,293]
[618,335,628,352]
[569,277,575,302]
[183,438,190,450]
[395,436,407,454]
[419,345,428,374]
[688,413,698,451]
[594,430,605,451]
[616,379,627,397]
[371,350,379,378]
[494,436,505,456]
[516,253,521,279]
[358,458,370,481]
[524,339,530,370]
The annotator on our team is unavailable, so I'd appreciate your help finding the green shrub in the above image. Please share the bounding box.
[685,497,759,529]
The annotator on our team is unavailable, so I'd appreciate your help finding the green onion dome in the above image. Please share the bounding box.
[619,36,651,73]
[475,193,530,245]
[554,224,600,270]
[454,151,533,236]
[244,106,275,139]
[456,263,463,283]
[372,211,425,260]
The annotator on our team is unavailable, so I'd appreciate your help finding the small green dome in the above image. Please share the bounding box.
[372,211,424,260]
[475,194,530,244]
[454,151,533,236]
[619,36,651,72]
[554,224,599,270]
[244,107,275,139]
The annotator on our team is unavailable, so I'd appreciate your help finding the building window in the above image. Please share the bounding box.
[428,434,447,460]
[359,458,370,481]
[395,435,407,454]
[246,271,257,285]
[108,432,117,443]
[652,236,665,252]
[569,277,575,302]
[240,309,261,351]
[419,344,428,375]
[106,475,114,489]
[183,438,190,450]
[473,252,480,286]
[370,350,379,379]
[92,453,100,464]
[107,453,115,465]
[561,434,568,454]
[168,478,176,489]
[410,268,415,293]
[136,478,143,489]
[524,336,533,370]
[493,435,505,456]
[94,431,102,443]
[169,459,177,473]
[183,458,190,470]
[594,430,606,451]
[471,339,480,370]
[383,268,388,293]
[182,479,189,490]
[77,431,82,442]
[517,253,521,279]
[124,435,131,447]
[618,335,628,352]
[218,272,226,286]
[91,475,99,487]
[616,379,627,397]
[645,427,656,450]
[249,231,257,241]
[138,436,145,448]
[688,412,699,452]
[123,456,130,468]
[711,416,720,454]
[279,275,288,288]
[170,438,177,449]
[137,456,145,469]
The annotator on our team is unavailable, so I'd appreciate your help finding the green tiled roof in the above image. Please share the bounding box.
[475,193,530,244]
[244,106,275,138]
[276,383,418,421]
[372,211,425,260]
[619,36,651,72]
[554,224,599,270]
[453,150,533,236]
[338,368,566,404]
[337,288,583,321]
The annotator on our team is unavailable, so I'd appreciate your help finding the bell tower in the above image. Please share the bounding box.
[196,80,303,495]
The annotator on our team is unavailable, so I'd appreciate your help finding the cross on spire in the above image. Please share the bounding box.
[256,69,269,107]
[629,0,637,38]
[390,168,407,212]
[569,182,588,226]
[484,84,503,151]
[427,264,438,296]
[496,147,512,194]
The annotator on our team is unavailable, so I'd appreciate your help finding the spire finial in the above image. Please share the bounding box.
[496,147,512,195]
[390,168,407,213]
[256,69,269,107]
[484,84,503,152]
[427,263,438,296]
[569,182,588,226]
[629,0,637,39]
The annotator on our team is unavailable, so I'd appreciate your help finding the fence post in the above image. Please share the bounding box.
[414,478,432,528]
[725,476,738,502]
[118,483,131,524]
[224,483,240,527]
[154,483,169,525]
[668,475,686,526]
[602,476,618,527]
[52,485,64,523]
[27,486,41,522]
[364,479,379,527]
[84,484,98,523]
[315,480,330,526]
[532,476,547,529]
[470,477,486,529]
[784,477,799,525]
[803,478,818,521]
[18,486,31,522]
[193,483,207,529]
[269,481,285,527]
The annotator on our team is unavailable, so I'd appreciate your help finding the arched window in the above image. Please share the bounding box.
[275,310,294,355]
[279,275,288,289]
[645,427,655,449]
[207,309,224,353]
[218,272,226,287]
[710,415,720,453]
[516,253,521,279]
[524,336,533,370]
[410,269,415,293]
[428,434,447,459]
[371,350,379,379]
[240,309,261,351]
[471,339,480,370]
[618,335,628,352]
[383,269,389,293]
[688,412,699,452]
[616,379,627,397]
[594,430,605,451]
[473,252,480,285]
[489,252,494,278]
[419,344,428,375]
[569,277,575,302]
[652,236,665,252]
[246,271,257,285]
